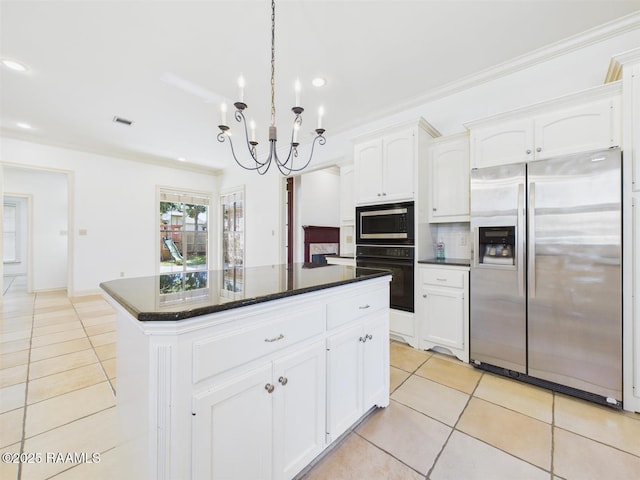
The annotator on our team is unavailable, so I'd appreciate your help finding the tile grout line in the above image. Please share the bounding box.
[17,289,38,480]
[424,369,484,480]
[70,299,116,397]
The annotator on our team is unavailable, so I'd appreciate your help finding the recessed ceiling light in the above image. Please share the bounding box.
[16,122,32,130]
[311,77,326,88]
[2,59,27,72]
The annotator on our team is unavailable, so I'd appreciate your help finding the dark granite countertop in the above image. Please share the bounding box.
[418,258,471,267]
[100,263,391,322]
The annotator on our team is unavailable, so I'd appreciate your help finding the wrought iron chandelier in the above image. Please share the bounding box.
[217,0,326,176]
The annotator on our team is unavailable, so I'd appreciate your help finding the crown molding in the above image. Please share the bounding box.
[606,45,640,82]
[337,11,640,137]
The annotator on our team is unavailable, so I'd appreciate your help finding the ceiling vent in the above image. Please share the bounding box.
[112,116,134,126]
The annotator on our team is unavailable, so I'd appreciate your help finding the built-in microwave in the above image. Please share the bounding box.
[355,201,415,245]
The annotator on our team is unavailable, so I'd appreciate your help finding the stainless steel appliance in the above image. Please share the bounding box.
[356,201,414,245]
[470,148,622,407]
[356,245,414,312]
[356,202,415,312]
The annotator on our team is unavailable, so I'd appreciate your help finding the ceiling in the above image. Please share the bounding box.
[2,1,640,173]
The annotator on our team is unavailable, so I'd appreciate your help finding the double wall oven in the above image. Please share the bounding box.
[355,202,415,312]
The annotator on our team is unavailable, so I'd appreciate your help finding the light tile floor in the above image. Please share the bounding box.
[2,276,639,479]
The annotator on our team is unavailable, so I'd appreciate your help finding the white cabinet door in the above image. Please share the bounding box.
[193,364,273,480]
[534,97,619,160]
[470,119,533,169]
[361,313,389,409]
[326,323,362,443]
[273,342,326,480]
[420,287,465,351]
[354,138,384,204]
[382,130,415,202]
[429,136,470,222]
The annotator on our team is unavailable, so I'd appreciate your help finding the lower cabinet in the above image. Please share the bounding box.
[417,264,470,362]
[192,341,326,480]
[326,312,389,444]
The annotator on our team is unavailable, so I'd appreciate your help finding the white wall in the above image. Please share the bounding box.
[293,168,341,263]
[4,170,67,290]
[0,138,219,295]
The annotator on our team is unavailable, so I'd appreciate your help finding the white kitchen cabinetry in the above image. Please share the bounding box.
[428,133,470,222]
[326,312,388,444]
[468,83,621,169]
[106,275,391,479]
[417,264,469,363]
[354,128,415,205]
[611,47,640,413]
[193,341,326,480]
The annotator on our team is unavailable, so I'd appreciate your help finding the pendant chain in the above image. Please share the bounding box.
[270,0,276,127]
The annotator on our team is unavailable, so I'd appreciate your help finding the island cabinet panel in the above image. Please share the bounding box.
[326,311,389,444]
[192,302,325,382]
[193,342,326,480]
[101,267,391,480]
[192,364,274,480]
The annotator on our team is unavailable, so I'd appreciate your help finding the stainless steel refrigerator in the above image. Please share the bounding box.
[470,148,622,406]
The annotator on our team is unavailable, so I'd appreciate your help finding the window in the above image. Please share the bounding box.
[159,190,209,274]
[3,202,19,263]
[220,188,244,298]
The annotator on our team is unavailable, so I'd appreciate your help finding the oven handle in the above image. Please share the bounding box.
[357,258,414,268]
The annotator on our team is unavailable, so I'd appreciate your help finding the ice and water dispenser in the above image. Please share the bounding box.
[477,226,516,266]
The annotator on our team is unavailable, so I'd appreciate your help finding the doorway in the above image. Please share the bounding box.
[2,166,69,294]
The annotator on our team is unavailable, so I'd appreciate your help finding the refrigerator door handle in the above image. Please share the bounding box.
[517,183,525,297]
[528,182,536,298]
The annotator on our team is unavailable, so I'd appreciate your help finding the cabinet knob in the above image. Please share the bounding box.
[423,294,427,298]
[526,149,532,155]
[278,376,288,386]
[377,193,382,197]
[536,147,542,152]
[432,207,437,211]
[382,192,387,196]
[366,334,373,340]
[359,304,370,310]
[265,383,275,394]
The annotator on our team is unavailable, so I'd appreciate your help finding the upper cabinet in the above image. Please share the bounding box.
[428,133,470,223]
[468,83,622,169]
[354,130,414,204]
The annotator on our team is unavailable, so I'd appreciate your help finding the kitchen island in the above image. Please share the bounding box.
[100,263,391,480]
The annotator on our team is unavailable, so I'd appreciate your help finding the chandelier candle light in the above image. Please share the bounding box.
[217,0,326,175]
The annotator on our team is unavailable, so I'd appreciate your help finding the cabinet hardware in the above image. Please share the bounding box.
[423,294,427,298]
[359,304,371,310]
[278,376,288,386]
[436,278,447,282]
[264,334,285,343]
[265,383,275,393]
[366,334,373,340]
[526,149,532,154]
[377,193,382,196]
[433,207,437,211]
[536,147,542,152]
[359,336,366,343]
[382,192,387,196]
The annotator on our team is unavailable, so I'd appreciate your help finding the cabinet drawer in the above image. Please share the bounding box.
[327,286,387,330]
[420,268,465,288]
[193,304,325,382]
